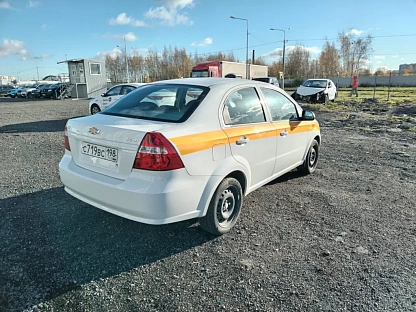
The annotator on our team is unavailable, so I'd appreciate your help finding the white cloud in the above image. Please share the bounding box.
[191,37,213,47]
[41,24,47,29]
[109,13,148,27]
[374,55,385,60]
[0,39,27,58]
[23,54,52,60]
[346,29,363,36]
[0,1,11,8]
[103,32,138,42]
[261,45,320,59]
[376,61,382,64]
[156,0,194,9]
[95,48,122,60]
[95,47,149,60]
[391,55,398,58]
[145,0,193,26]
[28,0,39,7]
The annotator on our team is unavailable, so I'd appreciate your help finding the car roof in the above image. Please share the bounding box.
[151,77,269,88]
[112,83,147,87]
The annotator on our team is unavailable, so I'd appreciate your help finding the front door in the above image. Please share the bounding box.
[102,85,122,108]
[260,87,309,175]
[222,87,277,189]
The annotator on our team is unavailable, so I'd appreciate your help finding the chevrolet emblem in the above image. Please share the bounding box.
[88,127,100,135]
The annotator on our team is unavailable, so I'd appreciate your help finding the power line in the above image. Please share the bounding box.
[197,33,416,58]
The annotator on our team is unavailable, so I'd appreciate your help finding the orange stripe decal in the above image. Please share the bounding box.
[170,120,319,156]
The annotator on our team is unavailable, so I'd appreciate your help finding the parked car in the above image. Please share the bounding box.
[0,85,14,97]
[41,83,68,99]
[60,78,321,235]
[7,86,24,98]
[292,78,337,104]
[252,76,280,87]
[19,84,40,98]
[89,83,147,115]
[31,84,52,98]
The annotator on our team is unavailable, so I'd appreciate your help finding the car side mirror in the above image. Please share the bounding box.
[302,110,315,120]
[101,93,105,97]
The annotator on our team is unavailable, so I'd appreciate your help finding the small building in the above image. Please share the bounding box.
[57,58,107,98]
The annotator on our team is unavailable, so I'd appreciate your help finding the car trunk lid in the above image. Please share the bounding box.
[66,114,175,180]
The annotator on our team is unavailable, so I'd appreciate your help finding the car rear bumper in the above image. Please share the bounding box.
[59,155,209,224]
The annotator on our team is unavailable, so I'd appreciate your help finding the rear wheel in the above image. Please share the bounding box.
[91,104,101,115]
[298,139,319,175]
[199,177,243,235]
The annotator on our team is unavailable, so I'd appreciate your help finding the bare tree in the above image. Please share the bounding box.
[338,31,373,76]
[319,41,340,77]
[351,35,373,75]
[285,46,311,79]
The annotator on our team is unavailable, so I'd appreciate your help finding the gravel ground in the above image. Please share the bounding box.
[0,97,415,312]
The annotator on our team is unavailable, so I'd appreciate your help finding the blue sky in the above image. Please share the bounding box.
[1,0,416,80]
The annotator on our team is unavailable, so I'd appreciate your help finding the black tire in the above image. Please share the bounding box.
[91,104,101,115]
[331,92,337,102]
[298,139,319,175]
[199,177,243,235]
[291,92,299,100]
[28,92,32,98]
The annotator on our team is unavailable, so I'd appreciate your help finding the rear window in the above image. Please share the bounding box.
[253,78,269,83]
[102,84,209,122]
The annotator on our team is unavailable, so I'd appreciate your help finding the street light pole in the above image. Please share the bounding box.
[124,37,129,83]
[26,58,41,82]
[270,28,290,89]
[117,38,130,83]
[230,16,249,79]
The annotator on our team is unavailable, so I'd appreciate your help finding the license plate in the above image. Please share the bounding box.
[81,142,118,162]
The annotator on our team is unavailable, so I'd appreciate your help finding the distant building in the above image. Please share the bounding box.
[399,63,416,74]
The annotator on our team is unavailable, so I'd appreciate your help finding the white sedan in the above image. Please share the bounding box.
[292,79,337,104]
[60,78,321,235]
[89,83,146,115]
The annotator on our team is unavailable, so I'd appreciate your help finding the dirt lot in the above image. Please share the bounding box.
[0,97,415,312]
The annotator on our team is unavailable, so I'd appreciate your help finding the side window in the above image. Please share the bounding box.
[223,87,266,125]
[122,85,136,95]
[261,88,298,121]
[106,86,122,96]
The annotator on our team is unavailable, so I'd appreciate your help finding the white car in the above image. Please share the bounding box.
[18,84,37,98]
[60,78,321,235]
[292,79,337,104]
[89,83,146,115]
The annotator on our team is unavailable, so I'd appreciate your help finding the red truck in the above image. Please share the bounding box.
[191,61,268,79]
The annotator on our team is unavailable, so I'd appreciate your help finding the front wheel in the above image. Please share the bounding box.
[199,177,243,235]
[298,139,319,175]
[90,104,101,115]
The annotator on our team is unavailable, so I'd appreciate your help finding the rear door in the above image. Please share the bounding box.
[221,87,277,188]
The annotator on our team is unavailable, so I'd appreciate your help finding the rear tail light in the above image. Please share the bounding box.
[64,123,71,151]
[133,132,184,171]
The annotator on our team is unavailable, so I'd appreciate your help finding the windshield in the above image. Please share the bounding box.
[253,78,269,83]
[302,79,327,88]
[191,70,209,78]
[102,84,209,122]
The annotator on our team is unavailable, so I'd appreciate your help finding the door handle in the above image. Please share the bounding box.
[280,130,288,137]
[236,136,249,145]
[108,97,112,101]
